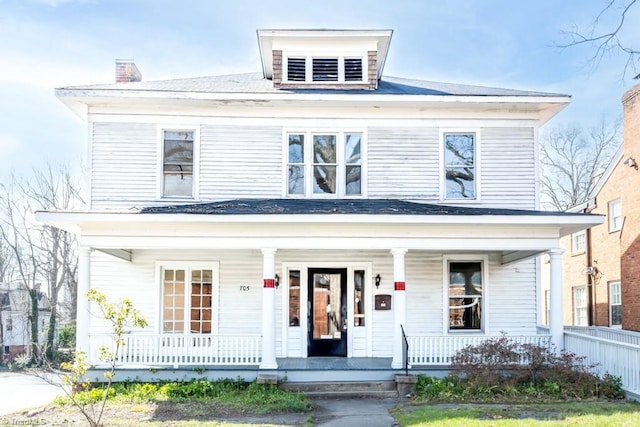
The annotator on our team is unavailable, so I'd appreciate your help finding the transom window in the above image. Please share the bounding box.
[162,130,194,198]
[284,56,365,83]
[609,199,622,232]
[162,266,215,334]
[444,133,476,199]
[572,230,586,254]
[572,286,588,326]
[448,260,483,331]
[609,281,622,327]
[287,132,363,197]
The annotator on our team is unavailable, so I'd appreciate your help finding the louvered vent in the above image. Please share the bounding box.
[312,58,338,81]
[287,57,306,81]
[344,58,363,81]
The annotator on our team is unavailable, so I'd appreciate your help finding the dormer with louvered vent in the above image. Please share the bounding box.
[257,29,393,90]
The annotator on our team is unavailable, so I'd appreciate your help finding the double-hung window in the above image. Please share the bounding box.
[447,259,484,331]
[572,286,588,326]
[161,265,217,334]
[609,281,622,327]
[572,230,586,254]
[608,199,622,232]
[287,131,363,196]
[444,133,476,199]
[162,130,195,198]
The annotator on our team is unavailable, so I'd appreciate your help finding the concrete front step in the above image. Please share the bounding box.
[280,380,399,397]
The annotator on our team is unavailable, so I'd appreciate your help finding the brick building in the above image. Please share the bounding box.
[547,81,640,332]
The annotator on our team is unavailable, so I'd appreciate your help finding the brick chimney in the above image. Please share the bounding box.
[115,59,142,83]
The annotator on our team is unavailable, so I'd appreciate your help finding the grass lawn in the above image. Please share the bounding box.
[394,401,640,426]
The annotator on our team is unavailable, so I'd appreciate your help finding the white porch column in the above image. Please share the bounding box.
[260,248,278,369]
[77,246,91,357]
[548,248,565,352]
[391,248,408,369]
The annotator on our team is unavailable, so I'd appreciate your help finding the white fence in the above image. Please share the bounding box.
[407,334,551,366]
[564,330,640,396]
[89,334,262,366]
[565,326,640,347]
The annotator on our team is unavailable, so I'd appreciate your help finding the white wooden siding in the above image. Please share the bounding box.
[199,126,282,199]
[486,256,537,334]
[90,122,536,210]
[368,127,440,200]
[88,249,539,358]
[91,123,157,209]
[480,127,536,209]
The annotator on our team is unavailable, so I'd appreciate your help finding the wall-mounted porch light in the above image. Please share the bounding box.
[274,274,280,288]
[375,274,381,289]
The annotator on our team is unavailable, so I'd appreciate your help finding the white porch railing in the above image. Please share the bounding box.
[565,326,640,347]
[88,334,262,366]
[407,334,551,366]
[564,331,640,396]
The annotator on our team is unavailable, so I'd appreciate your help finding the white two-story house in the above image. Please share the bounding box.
[37,29,601,381]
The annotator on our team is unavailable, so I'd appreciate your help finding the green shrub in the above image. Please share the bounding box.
[58,324,76,348]
[414,335,625,402]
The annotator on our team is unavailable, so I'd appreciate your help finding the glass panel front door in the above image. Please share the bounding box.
[308,268,347,357]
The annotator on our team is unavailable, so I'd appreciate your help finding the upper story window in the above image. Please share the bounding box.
[572,230,586,254]
[608,199,622,232]
[162,130,195,198]
[444,133,476,200]
[284,56,365,84]
[287,131,363,197]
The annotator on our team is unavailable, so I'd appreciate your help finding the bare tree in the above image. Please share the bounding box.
[559,0,639,77]
[0,178,43,363]
[541,117,621,211]
[0,164,83,363]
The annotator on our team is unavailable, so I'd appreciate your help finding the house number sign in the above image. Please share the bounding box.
[239,286,251,291]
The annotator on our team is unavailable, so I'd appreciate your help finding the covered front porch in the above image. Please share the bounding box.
[37,199,601,380]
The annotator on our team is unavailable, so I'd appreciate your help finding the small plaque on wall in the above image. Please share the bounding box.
[375,294,392,310]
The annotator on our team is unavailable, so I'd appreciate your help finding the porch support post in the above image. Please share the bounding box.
[77,246,91,357]
[548,248,565,352]
[260,248,278,369]
[391,248,408,369]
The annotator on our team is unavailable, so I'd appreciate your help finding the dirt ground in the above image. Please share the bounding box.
[0,402,310,426]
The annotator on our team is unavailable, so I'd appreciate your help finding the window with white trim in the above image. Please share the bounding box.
[609,281,622,327]
[287,131,363,196]
[444,133,476,199]
[448,260,483,331]
[572,286,588,326]
[608,199,622,232]
[572,230,586,254]
[162,130,194,198]
[284,55,365,84]
[162,265,216,334]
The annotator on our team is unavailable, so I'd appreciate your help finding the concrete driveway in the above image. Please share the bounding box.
[0,371,62,416]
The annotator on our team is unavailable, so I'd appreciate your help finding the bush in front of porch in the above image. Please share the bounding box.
[413,335,625,402]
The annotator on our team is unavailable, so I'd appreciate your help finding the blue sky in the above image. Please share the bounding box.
[1,0,639,179]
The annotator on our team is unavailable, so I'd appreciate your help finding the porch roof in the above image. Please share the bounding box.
[140,198,592,217]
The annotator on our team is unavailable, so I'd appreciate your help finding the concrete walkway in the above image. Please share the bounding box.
[0,371,62,416]
[311,396,404,427]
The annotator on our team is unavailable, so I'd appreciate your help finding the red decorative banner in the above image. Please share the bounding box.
[394,281,406,291]
[263,278,275,288]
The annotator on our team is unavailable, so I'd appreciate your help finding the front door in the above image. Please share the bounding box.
[307,268,347,357]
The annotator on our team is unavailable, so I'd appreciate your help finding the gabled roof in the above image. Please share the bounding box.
[140,198,591,217]
[58,72,565,97]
